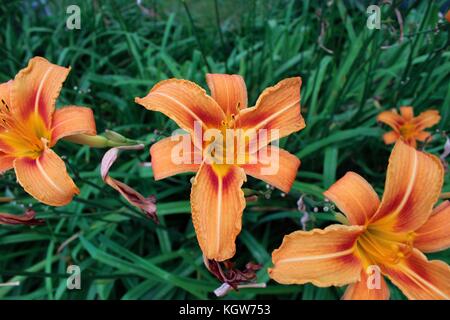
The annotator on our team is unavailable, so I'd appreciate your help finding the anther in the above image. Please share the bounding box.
[1,99,9,111]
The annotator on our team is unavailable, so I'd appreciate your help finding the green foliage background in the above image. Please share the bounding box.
[0,0,449,299]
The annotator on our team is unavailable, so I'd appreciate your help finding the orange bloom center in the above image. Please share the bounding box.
[206,111,254,169]
[356,225,415,268]
[0,102,50,158]
[399,122,416,139]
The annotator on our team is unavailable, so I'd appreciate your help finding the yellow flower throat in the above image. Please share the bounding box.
[0,100,50,158]
[356,226,415,268]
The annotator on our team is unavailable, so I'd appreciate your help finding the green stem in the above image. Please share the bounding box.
[214,0,228,73]
[182,0,212,73]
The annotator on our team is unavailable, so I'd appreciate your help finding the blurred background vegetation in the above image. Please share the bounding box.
[0,0,449,299]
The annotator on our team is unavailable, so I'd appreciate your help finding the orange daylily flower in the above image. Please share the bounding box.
[136,74,304,261]
[377,106,440,148]
[446,10,450,23]
[269,141,450,300]
[0,57,96,206]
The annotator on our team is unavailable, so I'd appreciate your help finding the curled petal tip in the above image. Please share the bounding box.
[101,144,158,223]
[0,209,44,226]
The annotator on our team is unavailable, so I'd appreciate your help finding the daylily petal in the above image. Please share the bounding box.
[414,201,450,253]
[370,141,443,232]
[11,57,70,127]
[237,77,305,146]
[324,172,380,226]
[0,152,14,173]
[135,79,225,140]
[50,106,96,145]
[191,163,246,261]
[0,80,13,107]
[377,110,404,131]
[400,106,414,121]
[13,148,79,206]
[415,131,431,142]
[383,131,400,144]
[413,110,440,131]
[150,135,201,180]
[206,74,247,117]
[382,249,450,300]
[241,146,300,193]
[0,81,15,154]
[269,225,364,287]
[342,270,390,300]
